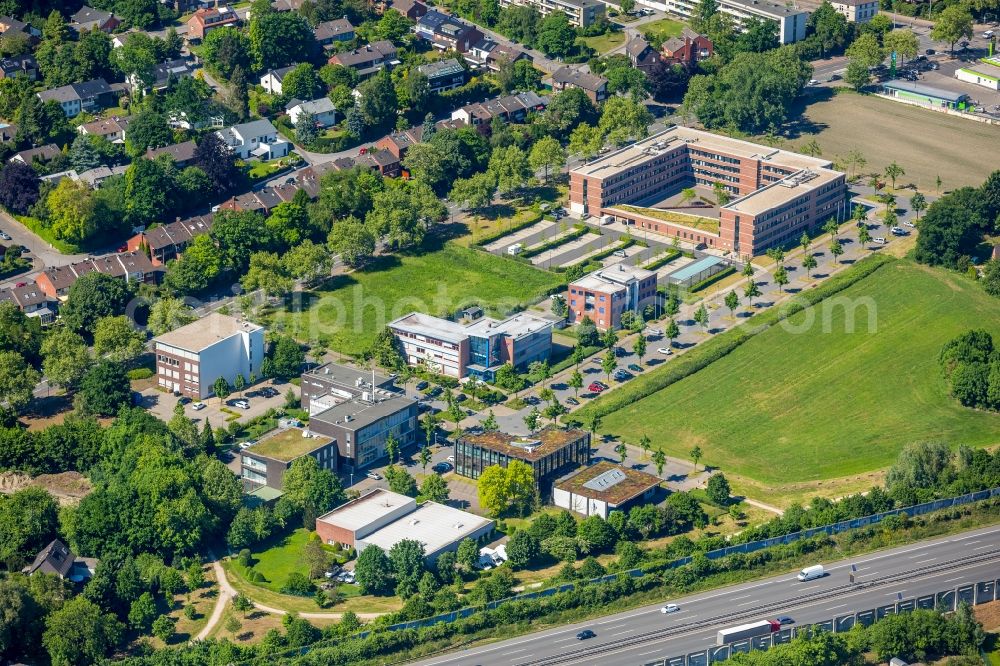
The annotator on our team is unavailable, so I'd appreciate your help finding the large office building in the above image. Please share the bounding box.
[455,427,591,496]
[301,362,418,471]
[316,489,494,562]
[389,311,553,381]
[499,0,604,28]
[152,312,264,399]
[569,126,847,259]
[633,0,808,44]
[567,264,658,330]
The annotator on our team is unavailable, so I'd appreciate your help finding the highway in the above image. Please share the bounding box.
[410,524,1000,666]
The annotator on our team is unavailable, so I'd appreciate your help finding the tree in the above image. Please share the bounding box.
[599,97,654,146]
[724,291,739,319]
[845,59,871,91]
[0,351,40,414]
[602,348,617,384]
[523,406,541,435]
[456,538,479,572]
[151,614,175,642]
[883,28,918,63]
[0,161,40,214]
[270,335,305,380]
[773,265,789,292]
[0,487,58,571]
[830,238,844,263]
[706,473,731,505]
[389,539,426,597]
[213,377,231,400]
[693,303,709,330]
[43,596,123,666]
[147,297,197,336]
[802,253,818,276]
[808,1,850,57]
[93,316,145,364]
[397,70,430,113]
[77,360,129,417]
[328,216,377,268]
[536,12,576,57]
[248,9,314,71]
[46,179,98,245]
[743,279,762,308]
[242,251,294,298]
[194,133,241,194]
[529,136,566,183]
[303,534,331,579]
[846,32,883,69]
[419,474,449,503]
[884,161,905,190]
[481,410,499,432]
[41,329,91,390]
[602,328,619,350]
[664,317,680,347]
[355,544,393,595]
[568,123,604,161]
[528,359,551,387]
[652,448,666,477]
[858,224,872,247]
[497,58,542,94]
[128,592,156,631]
[357,69,398,130]
[505,530,539,569]
[232,593,254,618]
[477,461,535,517]
[124,110,171,158]
[909,192,927,220]
[614,441,627,463]
[61,273,132,336]
[931,4,974,55]
[689,445,702,470]
[544,88,598,139]
[489,145,532,198]
[281,456,344,528]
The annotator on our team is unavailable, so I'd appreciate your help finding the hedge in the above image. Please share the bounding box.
[643,249,681,271]
[688,266,736,293]
[570,253,896,424]
[565,238,635,270]
[127,368,154,380]
[474,211,544,247]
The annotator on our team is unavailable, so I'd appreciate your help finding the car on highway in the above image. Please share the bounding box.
[366,471,382,480]
[777,615,794,625]
[588,382,606,393]
[657,347,673,355]
[627,363,643,373]
[661,604,680,613]
[0,231,10,240]
[191,402,206,411]
[576,629,596,640]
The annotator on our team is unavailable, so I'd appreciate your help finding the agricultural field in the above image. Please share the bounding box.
[784,90,1000,190]
[275,243,563,356]
[599,260,1000,505]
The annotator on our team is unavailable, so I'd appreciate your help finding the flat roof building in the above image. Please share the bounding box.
[880,79,971,109]
[553,461,661,518]
[567,264,658,331]
[499,0,605,28]
[635,0,807,43]
[153,312,265,399]
[389,311,553,381]
[316,489,493,561]
[455,427,591,496]
[570,126,847,259]
[240,427,339,493]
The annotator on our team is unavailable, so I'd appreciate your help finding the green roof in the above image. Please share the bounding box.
[246,428,332,462]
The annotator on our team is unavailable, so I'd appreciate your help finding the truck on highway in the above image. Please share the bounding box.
[716,619,780,645]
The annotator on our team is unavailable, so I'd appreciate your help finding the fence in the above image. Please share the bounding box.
[356,487,1000,639]
[647,576,1000,666]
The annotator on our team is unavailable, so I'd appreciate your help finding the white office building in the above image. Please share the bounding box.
[634,0,808,44]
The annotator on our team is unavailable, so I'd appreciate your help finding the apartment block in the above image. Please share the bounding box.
[567,264,658,330]
[636,0,807,44]
[415,10,482,52]
[152,312,264,398]
[301,362,418,470]
[568,126,847,259]
[455,427,591,496]
[389,311,553,380]
[499,0,605,27]
[831,0,879,22]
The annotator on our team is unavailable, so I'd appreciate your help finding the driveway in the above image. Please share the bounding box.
[0,210,91,289]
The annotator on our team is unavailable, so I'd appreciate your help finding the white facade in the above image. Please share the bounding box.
[635,0,808,44]
[956,64,1000,91]
[831,0,878,23]
[216,119,290,160]
[287,98,338,127]
[553,487,612,518]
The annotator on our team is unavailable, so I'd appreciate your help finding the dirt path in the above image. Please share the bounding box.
[742,498,785,516]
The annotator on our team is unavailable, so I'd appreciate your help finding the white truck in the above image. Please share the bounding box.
[716,619,780,645]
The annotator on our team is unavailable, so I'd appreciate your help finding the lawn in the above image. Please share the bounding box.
[238,528,312,593]
[640,17,685,44]
[781,90,1000,190]
[614,205,721,234]
[275,242,564,356]
[577,31,626,54]
[598,260,1000,503]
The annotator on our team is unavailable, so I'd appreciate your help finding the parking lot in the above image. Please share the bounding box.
[138,379,297,430]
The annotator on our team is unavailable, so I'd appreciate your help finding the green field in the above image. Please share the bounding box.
[235,528,312,593]
[578,31,626,54]
[599,260,1000,495]
[276,243,563,356]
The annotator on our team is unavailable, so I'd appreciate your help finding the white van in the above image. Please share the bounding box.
[507,243,523,256]
[797,564,825,581]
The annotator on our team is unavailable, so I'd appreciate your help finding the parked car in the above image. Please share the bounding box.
[902,220,915,228]
[588,382,606,393]
[566,397,579,406]
[657,347,673,355]
[872,237,887,244]
[432,462,453,473]
[612,249,627,257]
[926,48,936,55]
[191,402,206,411]
[179,396,192,405]
[627,364,643,372]
[594,381,608,390]
[366,471,382,480]
[661,604,680,613]
[613,369,631,381]
[647,328,662,336]
[260,387,279,398]
[524,395,540,405]
[427,386,443,398]
[447,455,455,462]
[454,393,467,403]
[890,227,907,236]
[231,399,250,409]
[416,380,429,391]
[0,231,10,240]
[577,630,596,640]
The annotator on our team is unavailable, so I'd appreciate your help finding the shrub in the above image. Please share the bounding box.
[281,572,316,596]
[127,367,154,380]
[238,549,252,567]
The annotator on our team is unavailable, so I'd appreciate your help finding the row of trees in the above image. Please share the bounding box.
[914,170,1000,271]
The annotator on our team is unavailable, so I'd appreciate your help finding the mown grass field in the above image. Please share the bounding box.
[275,243,563,356]
[599,260,1000,500]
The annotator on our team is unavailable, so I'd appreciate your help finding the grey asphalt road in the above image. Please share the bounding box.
[409,524,1000,666]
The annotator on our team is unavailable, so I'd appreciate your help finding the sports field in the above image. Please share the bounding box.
[275,243,562,356]
[599,260,1000,502]
[787,91,1000,190]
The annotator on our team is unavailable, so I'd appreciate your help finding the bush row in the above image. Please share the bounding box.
[571,253,896,424]
[473,211,544,247]
[643,249,682,271]
[520,225,589,259]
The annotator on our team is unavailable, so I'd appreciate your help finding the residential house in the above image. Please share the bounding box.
[286,97,337,127]
[550,66,607,103]
[485,43,531,71]
[69,6,120,34]
[152,312,264,398]
[831,0,880,23]
[126,213,215,266]
[77,165,128,188]
[271,0,307,9]
[145,139,198,167]
[375,126,424,160]
[385,0,428,19]
[450,91,548,131]
[625,35,662,74]
[37,78,115,117]
[418,58,467,93]
[216,119,290,160]
[78,116,132,143]
[0,54,37,80]
[327,40,399,79]
[9,144,61,165]
[111,30,147,49]
[499,0,604,28]
[186,6,240,41]
[661,27,713,68]
[0,283,56,323]
[313,18,355,47]
[140,58,197,93]
[260,65,297,95]
[217,188,286,214]
[35,250,160,301]
[22,539,97,582]
[0,15,34,38]
[415,10,483,53]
